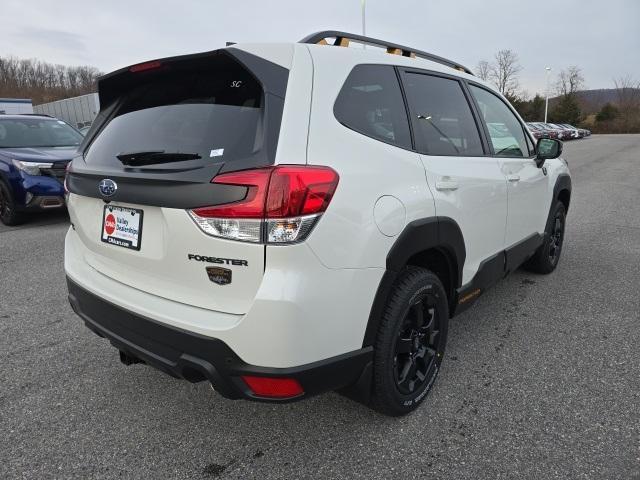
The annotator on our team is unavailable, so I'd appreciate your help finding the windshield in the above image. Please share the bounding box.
[0,118,83,148]
[85,61,264,166]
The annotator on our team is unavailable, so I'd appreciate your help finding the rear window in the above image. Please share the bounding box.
[85,59,264,165]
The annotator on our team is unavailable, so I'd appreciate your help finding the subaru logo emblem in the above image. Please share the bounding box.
[99,179,117,197]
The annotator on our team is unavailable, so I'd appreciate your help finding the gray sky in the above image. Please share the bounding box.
[2,0,639,96]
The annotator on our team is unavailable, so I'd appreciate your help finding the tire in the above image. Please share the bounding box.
[0,180,23,226]
[524,201,566,274]
[371,267,449,416]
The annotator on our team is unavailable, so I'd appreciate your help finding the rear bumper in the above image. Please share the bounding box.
[67,277,373,402]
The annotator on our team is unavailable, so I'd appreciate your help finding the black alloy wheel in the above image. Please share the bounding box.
[371,267,449,416]
[548,213,564,266]
[524,201,567,274]
[394,294,441,395]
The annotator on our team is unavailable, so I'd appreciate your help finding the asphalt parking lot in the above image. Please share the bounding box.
[1,134,639,479]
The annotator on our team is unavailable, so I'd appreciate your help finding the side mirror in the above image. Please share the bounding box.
[535,138,563,167]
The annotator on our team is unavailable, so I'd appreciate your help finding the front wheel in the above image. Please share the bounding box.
[0,181,22,226]
[524,201,566,274]
[371,267,449,416]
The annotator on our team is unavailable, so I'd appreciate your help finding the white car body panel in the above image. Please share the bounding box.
[304,46,435,269]
[419,154,508,284]
[66,194,265,314]
[499,157,550,245]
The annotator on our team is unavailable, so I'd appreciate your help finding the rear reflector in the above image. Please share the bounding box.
[188,165,339,244]
[241,376,304,399]
[129,60,163,73]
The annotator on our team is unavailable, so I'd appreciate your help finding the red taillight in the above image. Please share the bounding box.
[241,376,304,399]
[193,166,339,219]
[188,165,339,243]
[265,166,338,218]
[129,60,163,73]
[193,168,272,219]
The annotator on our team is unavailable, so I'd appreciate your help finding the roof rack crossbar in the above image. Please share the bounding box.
[299,31,473,76]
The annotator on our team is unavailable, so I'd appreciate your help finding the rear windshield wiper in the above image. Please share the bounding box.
[116,150,202,166]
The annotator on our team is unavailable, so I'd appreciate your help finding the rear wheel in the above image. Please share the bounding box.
[371,267,448,416]
[0,181,22,226]
[524,201,566,274]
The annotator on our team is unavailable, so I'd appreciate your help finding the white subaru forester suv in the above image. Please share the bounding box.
[65,31,571,416]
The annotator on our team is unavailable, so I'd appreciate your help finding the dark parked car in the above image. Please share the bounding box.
[530,122,560,140]
[0,114,82,225]
[559,123,590,138]
[547,123,574,140]
[557,124,581,139]
[526,123,548,140]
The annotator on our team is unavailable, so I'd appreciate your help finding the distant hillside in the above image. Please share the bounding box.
[549,88,640,114]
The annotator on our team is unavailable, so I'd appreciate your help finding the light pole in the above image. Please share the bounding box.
[544,66,551,122]
[361,0,366,38]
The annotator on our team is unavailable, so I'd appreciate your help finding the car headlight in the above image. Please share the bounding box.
[12,159,53,176]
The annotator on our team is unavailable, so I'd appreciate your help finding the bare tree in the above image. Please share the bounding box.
[613,75,640,110]
[612,75,640,132]
[0,55,101,104]
[488,49,522,97]
[556,66,584,96]
[476,60,491,81]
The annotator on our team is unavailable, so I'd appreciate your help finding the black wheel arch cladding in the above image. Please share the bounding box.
[362,216,465,347]
[547,174,571,234]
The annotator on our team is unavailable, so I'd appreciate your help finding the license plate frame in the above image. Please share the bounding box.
[101,205,144,251]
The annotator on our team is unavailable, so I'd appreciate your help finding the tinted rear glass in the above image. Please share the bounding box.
[85,60,264,165]
[334,65,412,150]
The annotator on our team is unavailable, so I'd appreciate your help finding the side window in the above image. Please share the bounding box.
[402,72,483,156]
[334,65,412,150]
[469,85,530,157]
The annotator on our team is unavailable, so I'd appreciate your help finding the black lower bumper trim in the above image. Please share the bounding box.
[67,278,373,402]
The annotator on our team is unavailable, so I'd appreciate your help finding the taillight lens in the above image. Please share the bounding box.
[188,165,339,244]
[264,166,338,218]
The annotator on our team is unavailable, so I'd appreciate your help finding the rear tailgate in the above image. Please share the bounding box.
[66,47,290,315]
[67,195,265,314]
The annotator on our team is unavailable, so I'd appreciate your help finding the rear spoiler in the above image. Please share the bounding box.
[97,48,288,108]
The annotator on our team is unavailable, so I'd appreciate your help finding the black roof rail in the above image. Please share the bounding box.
[299,31,474,76]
